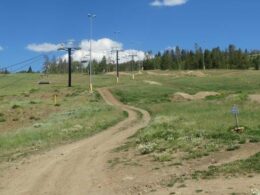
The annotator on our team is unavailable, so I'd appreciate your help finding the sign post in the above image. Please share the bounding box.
[231,105,239,128]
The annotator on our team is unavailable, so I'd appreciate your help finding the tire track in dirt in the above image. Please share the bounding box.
[0,88,151,195]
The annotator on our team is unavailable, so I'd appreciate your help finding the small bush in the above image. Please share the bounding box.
[226,144,240,151]
[29,116,40,121]
[249,138,260,143]
[21,92,30,97]
[29,88,39,93]
[238,92,248,101]
[12,104,21,109]
[238,138,246,144]
[137,143,156,155]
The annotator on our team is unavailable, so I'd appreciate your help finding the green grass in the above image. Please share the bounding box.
[1,71,260,176]
[109,70,260,169]
[0,101,125,162]
[0,73,126,163]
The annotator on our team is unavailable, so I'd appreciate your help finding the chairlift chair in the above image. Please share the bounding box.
[38,73,50,85]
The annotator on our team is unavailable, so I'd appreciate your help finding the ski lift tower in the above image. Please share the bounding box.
[58,42,81,87]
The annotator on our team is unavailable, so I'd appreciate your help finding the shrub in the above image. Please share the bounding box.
[137,143,156,155]
[12,104,21,109]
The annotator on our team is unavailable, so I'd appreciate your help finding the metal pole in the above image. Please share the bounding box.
[88,14,95,93]
[116,50,119,83]
[58,44,81,87]
[202,49,205,71]
[89,16,93,93]
[114,31,120,83]
[68,48,72,87]
[235,113,239,128]
[129,54,137,80]
[131,55,134,80]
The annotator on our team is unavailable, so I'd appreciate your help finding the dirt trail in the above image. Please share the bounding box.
[0,88,151,195]
[1,88,259,195]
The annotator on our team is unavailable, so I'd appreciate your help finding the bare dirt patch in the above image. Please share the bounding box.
[106,141,260,194]
[184,71,207,77]
[249,94,260,104]
[172,91,220,101]
[147,71,173,76]
[143,80,162,86]
[106,71,131,76]
[147,70,207,78]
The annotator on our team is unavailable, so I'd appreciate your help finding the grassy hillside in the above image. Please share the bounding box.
[0,70,260,176]
[110,70,260,175]
[0,73,125,162]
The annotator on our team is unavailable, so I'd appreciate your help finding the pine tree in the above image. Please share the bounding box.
[27,66,33,73]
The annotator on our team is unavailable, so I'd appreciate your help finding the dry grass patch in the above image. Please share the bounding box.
[143,80,162,86]
[249,94,260,104]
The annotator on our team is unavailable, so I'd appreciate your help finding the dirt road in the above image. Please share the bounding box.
[0,88,151,195]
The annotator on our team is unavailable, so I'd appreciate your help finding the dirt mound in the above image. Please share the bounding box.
[147,71,173,76]
[194,92,220,99]
[172,91,220,101]
[143,80,162,86]
[249,94,260,103]
[106,72,131,76]
[172,92,194,101]
[184,71,207,77]
[146,70,207,78]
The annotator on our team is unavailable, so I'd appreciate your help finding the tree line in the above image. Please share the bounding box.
[143,44,260,70]
[42,44,260,74]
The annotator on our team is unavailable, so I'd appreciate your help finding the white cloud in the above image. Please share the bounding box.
[27,38,146,63]
[61,38,145,63]
[150,0,162,6]
[67,38,122,62]
[0,46,3,51]
[27,43,62,52]
[118,49,146,63]
[150,0,188,7]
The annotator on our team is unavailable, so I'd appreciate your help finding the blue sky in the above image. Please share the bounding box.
[0,0,260,71]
